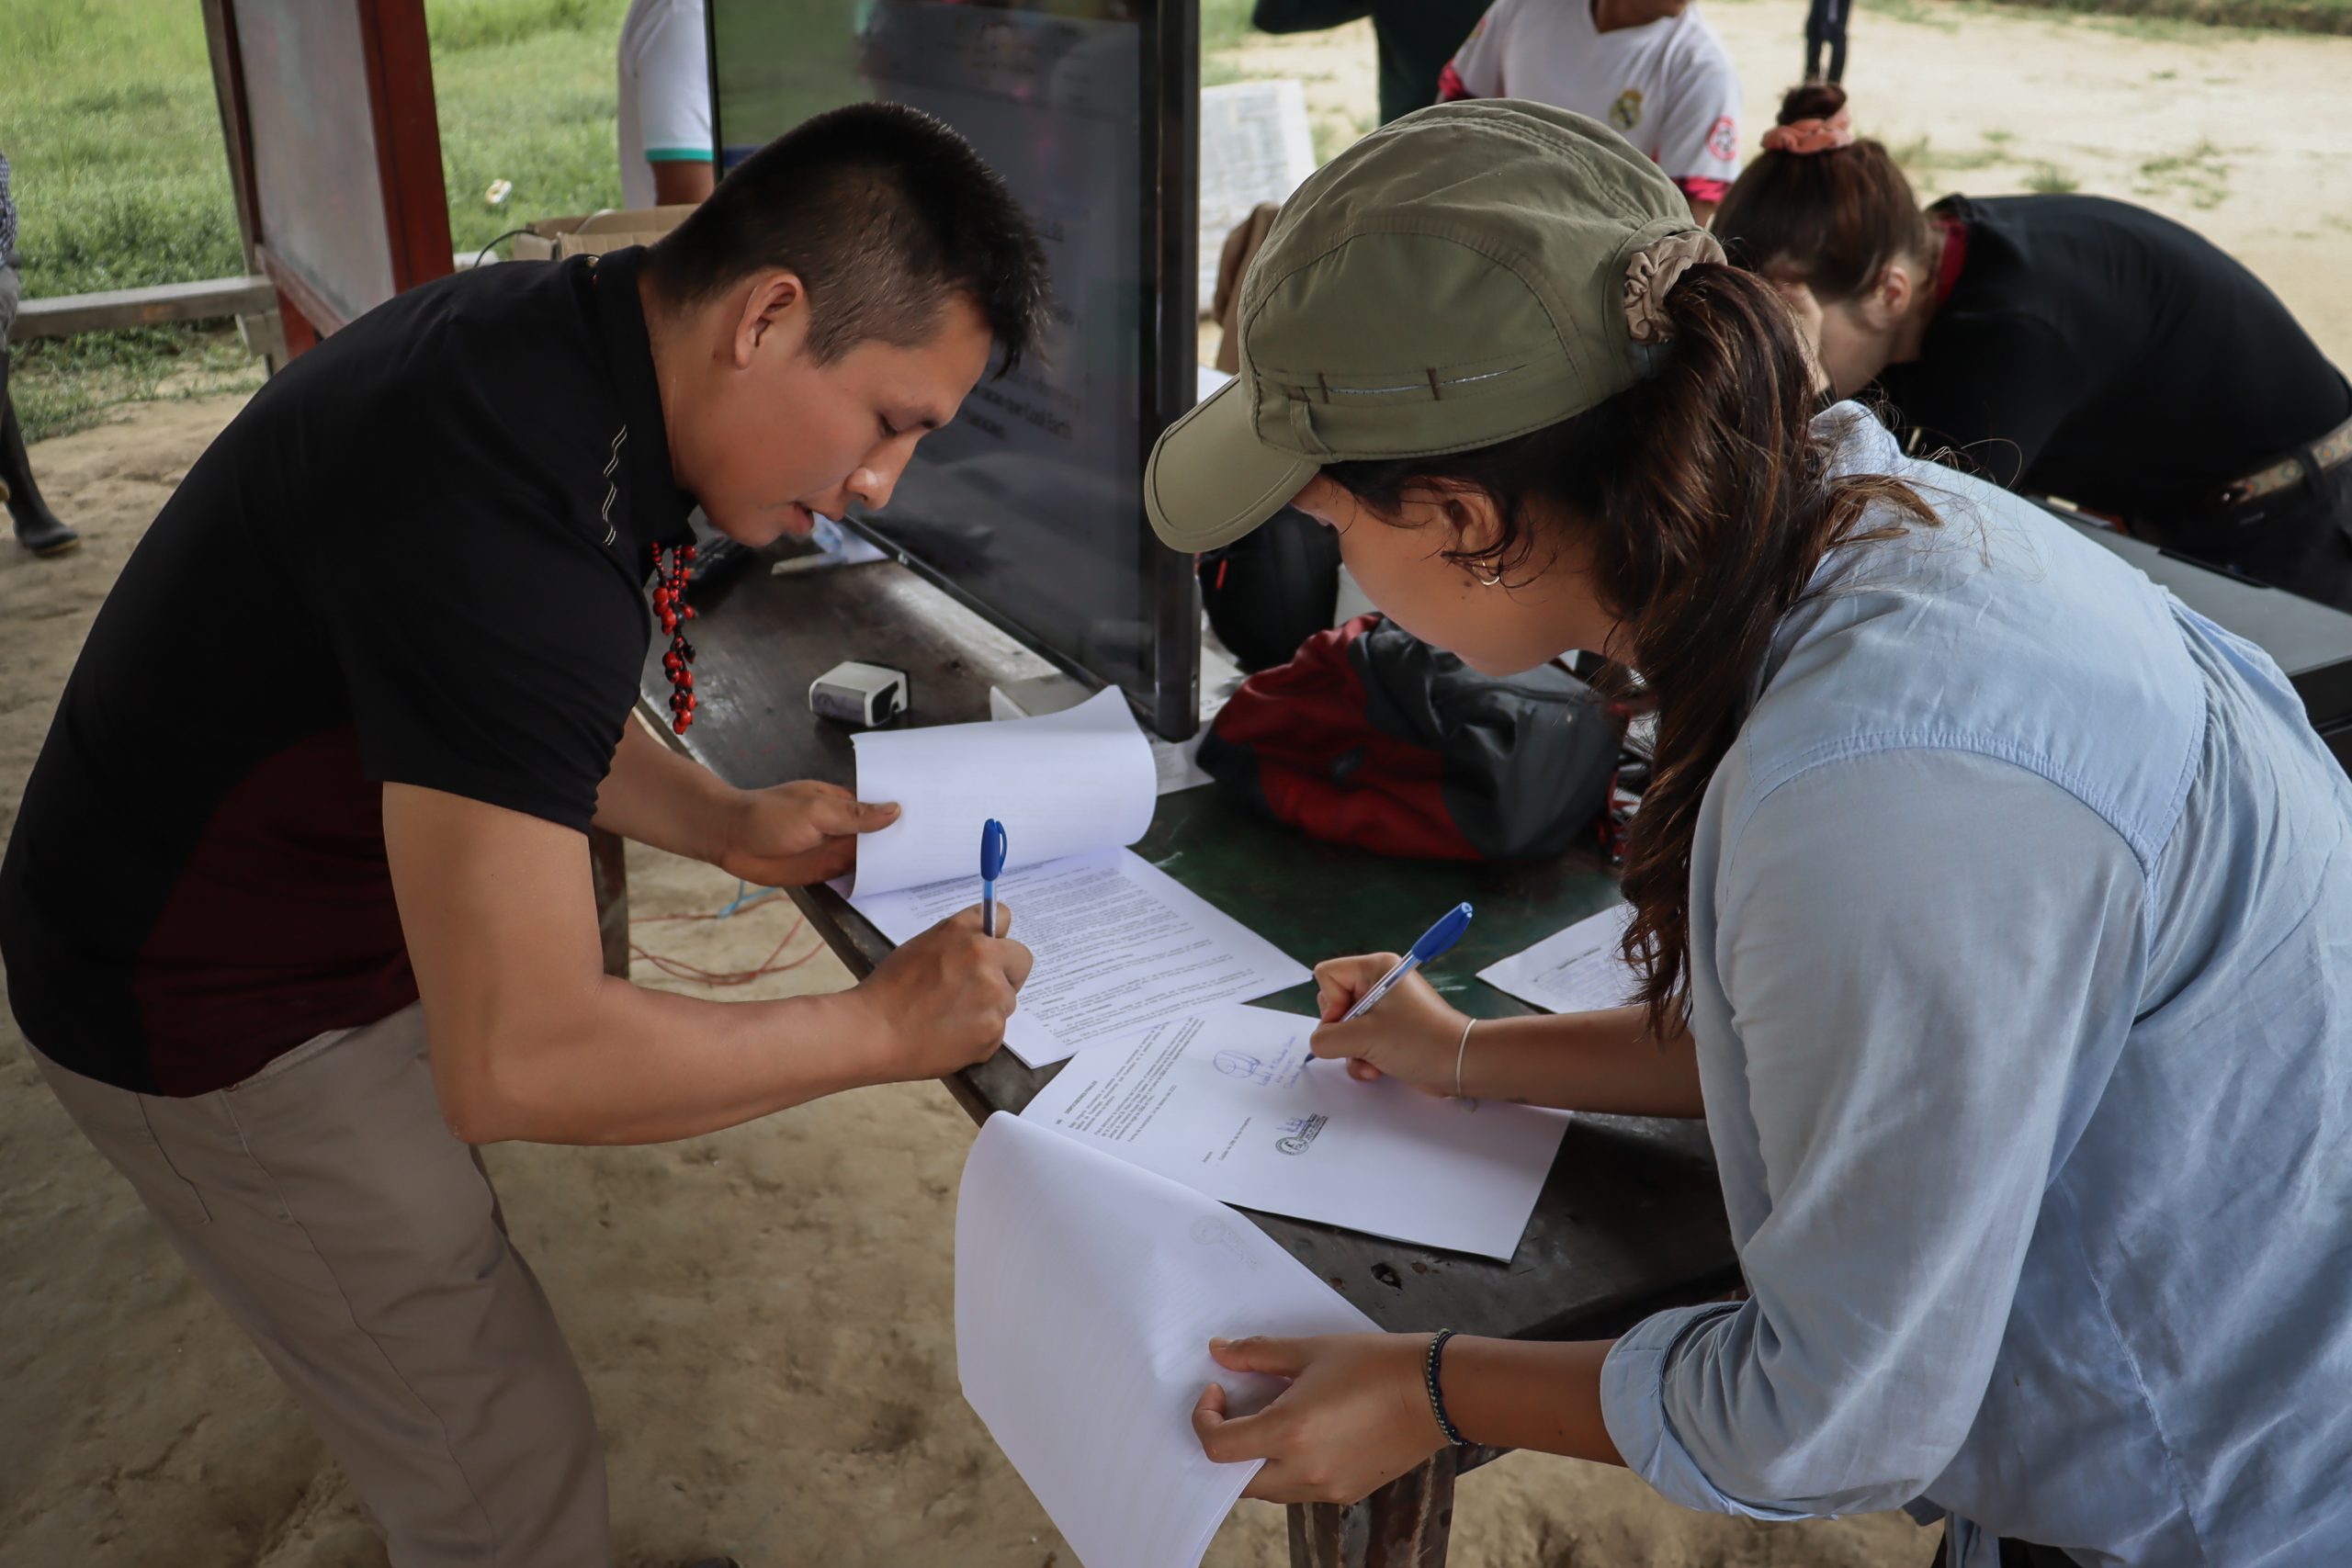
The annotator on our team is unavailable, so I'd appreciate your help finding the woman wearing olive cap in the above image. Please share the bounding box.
[1154,101,2352,1566]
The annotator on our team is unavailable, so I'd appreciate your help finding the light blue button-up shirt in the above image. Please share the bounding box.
[1600,408,2352,1566]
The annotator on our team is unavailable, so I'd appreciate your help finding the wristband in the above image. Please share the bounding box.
[1424,1329,1469,1447]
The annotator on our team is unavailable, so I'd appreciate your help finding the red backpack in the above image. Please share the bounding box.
[1198,615,1623,861]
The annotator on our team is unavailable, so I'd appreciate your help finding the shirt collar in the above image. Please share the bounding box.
[588,245,696,554]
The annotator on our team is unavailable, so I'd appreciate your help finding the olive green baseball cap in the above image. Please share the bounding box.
[1147,100,1701,552]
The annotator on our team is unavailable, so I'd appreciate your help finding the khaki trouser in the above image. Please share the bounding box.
[32,1003,609,1567]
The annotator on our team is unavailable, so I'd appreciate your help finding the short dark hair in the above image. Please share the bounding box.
[646,101,1052,374]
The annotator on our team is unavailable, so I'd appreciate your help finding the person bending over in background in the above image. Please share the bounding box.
[619,0,716,207]
[1250,0,1495,126]
[1147,98,2352,1568]
[1714,85,2352,611]
[0,151,78,558]
[1439,0,1744,223]
[1,106,1042,1568]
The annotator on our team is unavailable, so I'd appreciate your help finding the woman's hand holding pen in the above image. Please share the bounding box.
[1308,955,1473,1096]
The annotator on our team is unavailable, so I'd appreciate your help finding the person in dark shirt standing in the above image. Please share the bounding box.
[1250,0,1493,126]
[0,105,1043,1567]
[0,150,80,557]
[1804,0,1849,85]
[1714,85,2352,610]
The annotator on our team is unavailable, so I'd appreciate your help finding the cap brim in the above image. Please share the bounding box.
[1146,378,1321,552]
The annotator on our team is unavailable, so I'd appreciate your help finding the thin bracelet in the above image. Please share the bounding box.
[1424,1329,1469,1446]
[1453,1017,1476,1099]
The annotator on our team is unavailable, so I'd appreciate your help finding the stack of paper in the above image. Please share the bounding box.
[1196,80,1317,306]
[956,1113,1375,1568]
[1476,902,1638,1015]
[846,690,1310,1066]
[1023,1004,1571,1260]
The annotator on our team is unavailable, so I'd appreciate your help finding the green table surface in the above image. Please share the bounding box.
[645,552,1736,1342]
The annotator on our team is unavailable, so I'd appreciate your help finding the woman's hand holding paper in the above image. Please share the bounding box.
[1192,1333,1447,1505]
[1308,956,1470,1094]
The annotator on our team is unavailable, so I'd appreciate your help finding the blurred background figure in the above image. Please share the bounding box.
[1250,0,1495,126]
[1439,0,1744,223]
[618,0,716,208]
[0,151,79,559]
[1716,85,2352,611]
[1804,0,1849,84]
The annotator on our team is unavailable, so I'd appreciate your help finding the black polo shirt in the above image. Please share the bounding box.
[0,248,692,1094]
[1874,194,2351,519]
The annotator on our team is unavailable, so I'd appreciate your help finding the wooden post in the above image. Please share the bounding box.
[589,828,631,979]
[1286,1449,1475,1568]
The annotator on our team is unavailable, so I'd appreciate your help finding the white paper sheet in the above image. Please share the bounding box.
[957,1113,1376,1568]
[849,687,1157,897]
[988,674,1215,795]
[1023,1004,1571,1260]
[1476,903,1639,1015]
[851,851,1310,1068]
[1197,81,1317,306]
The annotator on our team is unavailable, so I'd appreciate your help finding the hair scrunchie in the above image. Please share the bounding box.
[1623,228,1726,345]
[1761,108,1857,156]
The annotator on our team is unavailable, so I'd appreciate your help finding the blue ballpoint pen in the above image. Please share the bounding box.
[1340,902,1476,1021]
[980,819,1007,938]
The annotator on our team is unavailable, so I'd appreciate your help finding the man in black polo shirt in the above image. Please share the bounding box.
[0,105,1043,1565]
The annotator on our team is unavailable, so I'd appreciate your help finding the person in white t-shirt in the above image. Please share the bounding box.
[617,0,715,209]
[1440,0,1742,222]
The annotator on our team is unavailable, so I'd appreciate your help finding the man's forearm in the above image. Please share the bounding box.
[592,711,739,865]
[1462,1005,1705,1118]
[1251,0,1371,33]
[435,976,893,1145]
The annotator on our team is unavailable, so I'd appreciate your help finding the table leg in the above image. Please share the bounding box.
[588,827,630,979]
[1285,1449,1462,1568]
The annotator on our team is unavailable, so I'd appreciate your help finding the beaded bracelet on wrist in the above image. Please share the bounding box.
[1424,1328,1469,1448]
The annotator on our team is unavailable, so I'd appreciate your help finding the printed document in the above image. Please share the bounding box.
[851,851,1309,1068]
[957,1113,1375,1568]
[1022,1004,1571,1260]
[1477,903,1639,1015]
[845,690,1308,1066]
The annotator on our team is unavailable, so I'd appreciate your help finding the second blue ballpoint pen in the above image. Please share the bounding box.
[1340,901,1476,1022]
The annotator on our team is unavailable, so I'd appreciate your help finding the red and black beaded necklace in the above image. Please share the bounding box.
[652,541,698,732]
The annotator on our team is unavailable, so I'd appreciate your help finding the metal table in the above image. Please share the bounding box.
[639,556,1736,1565]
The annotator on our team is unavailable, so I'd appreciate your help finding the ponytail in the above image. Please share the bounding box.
[1323,265,1936,1037]
[1598,265,1931,1027]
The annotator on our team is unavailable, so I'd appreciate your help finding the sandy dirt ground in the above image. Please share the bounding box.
[0,396,1935,1568]
[1232,0,2352,367]
[6,5,2350,1565]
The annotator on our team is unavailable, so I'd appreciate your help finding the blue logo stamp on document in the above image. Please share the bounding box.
[1275,1112,1329,1156]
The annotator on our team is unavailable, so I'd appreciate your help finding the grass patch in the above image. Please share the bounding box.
[1311,110,1376,167]
[428,0,636,258]
[1203,0,1256,54]
[1891,133,2012,180]
[1873,0,1967,29]
[6,0,633,442]
[2025,162,2083,194]
[2135,138,2233,209]
[1976,0,2352,33]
